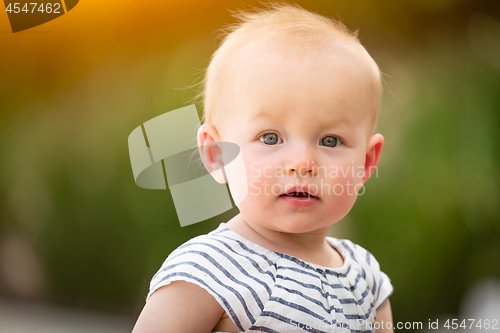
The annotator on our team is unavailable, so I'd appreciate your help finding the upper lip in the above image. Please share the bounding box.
[280,185,319,199]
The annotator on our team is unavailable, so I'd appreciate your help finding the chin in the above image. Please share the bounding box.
[271,219,327,235]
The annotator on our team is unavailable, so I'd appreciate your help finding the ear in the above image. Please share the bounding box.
[197,124,227,184]
[362,134,384,184]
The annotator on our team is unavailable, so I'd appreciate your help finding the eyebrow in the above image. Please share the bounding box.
[251,108,354,128]
[251,109,280,122]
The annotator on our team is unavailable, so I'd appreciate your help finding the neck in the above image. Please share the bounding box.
[226,214,330,256]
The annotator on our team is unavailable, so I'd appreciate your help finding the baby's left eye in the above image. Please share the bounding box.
[320,136,341,148]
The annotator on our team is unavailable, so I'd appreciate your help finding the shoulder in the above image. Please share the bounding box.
[147,224,277,331]
[327,237,394,309]
[329,237,380,270]
[134,280,225,333]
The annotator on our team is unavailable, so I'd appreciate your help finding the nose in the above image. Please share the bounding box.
[285,147,318,177]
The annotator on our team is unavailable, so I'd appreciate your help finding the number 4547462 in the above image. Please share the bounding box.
[444,319,499,330]
[5,3,61,14]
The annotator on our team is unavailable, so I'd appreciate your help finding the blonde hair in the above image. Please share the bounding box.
[192,1,382,131]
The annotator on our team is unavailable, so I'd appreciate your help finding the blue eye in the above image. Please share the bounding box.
[259,133,283,145]
[321,136,340,147]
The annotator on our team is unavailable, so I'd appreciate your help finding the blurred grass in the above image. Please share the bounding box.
[352,36,500,323]
[0,0,499,327]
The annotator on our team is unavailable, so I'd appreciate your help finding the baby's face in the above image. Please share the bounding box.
[215,38,379,235]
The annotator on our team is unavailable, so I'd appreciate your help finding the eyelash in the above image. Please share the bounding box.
[258,132,343,147]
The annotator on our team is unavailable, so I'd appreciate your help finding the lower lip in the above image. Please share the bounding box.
[279,195,319,207]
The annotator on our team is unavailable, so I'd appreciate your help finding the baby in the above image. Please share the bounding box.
[133,2,393,333]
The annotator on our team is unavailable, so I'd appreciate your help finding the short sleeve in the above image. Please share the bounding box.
[363,247,393,309]
[375,270,393,309]
[146,233,270,332]
[338,239,394,310]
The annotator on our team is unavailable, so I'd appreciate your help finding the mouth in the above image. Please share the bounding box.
[279,186,319,200]
[280,191,316,198]
[279,187,319,208]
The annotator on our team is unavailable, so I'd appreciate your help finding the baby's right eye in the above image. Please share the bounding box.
[259,132,283,145]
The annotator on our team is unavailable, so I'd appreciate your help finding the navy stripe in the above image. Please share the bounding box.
[361,285,370,299]
[371,274,377,295]
[330,302,373,321]
[259,311,329,333]
[279,254,326,274]
[339,298,356,304]
[313,274,363,296]
[280,254,350,278]
[332,307,344,313]
[275,284,332,314]
[361,266,366,279]
[248,326,281,333]
[269,296,330,323]
[341,240,359,264]
[344,306,373,320]
[376,274,384,301]
[276,274,330,298]
[349,274,362,291]
[276,274,363,306]
[351,286,369,307]
[278,266,323,279]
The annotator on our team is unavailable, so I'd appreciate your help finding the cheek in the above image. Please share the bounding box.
[238,167,275,216]
[236,157,268,208]
[246,165,278,198]
[321,157,366,197]
[245,153,280,187]
[223,147,266,206]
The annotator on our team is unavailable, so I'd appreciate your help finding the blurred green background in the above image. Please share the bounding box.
[0,0,499,330]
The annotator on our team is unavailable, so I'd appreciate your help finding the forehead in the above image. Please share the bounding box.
[222,36,375,130]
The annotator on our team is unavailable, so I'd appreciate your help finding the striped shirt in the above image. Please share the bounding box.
[148,223,393,333]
